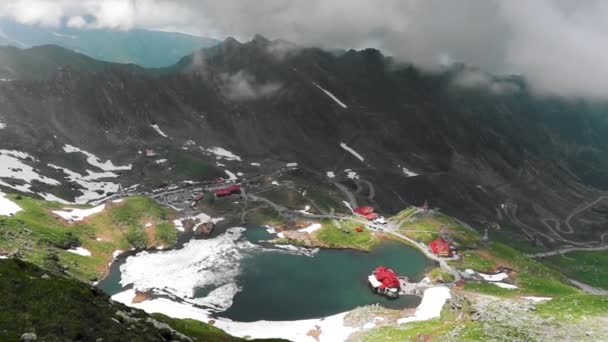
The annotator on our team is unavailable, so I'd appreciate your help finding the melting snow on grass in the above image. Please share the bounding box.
[203,147,242,161]
[298,223,322,234]
[0,191,21,216]
[522,296,552,302]
[339,143,365,162]
[66,247,92,256]
[63,144,132,171]
[493,282,518,289]
[397,286,451,324]
[151,124,169,138]
[313,82,348,109]
[53,204,105,222]
[478,272,509,282]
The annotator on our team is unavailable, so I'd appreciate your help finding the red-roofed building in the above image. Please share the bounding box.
[354,206,375,215]
[363,212,378,220]
[354,206,379,221]
[429,237,452,257]
[368,266,400,297]
[214,184,241,197]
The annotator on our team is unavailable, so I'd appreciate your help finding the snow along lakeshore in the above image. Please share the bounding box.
[397,286,451,324]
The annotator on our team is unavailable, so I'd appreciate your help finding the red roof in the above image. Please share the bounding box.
[363,213,379,220]
[373,266,400,289]
[429,237,451,255]
[214,184,241,196]
[354,206,375,215]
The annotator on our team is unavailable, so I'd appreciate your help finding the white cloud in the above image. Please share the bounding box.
[0,1,607,98]
[66,15,86,28]
[219,70,282,101]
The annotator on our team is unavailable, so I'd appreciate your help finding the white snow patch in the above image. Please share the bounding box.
[250,162,261,166]
[362,322,376,330]
[401,166,419,177]
[112,250,124,259]
[271,181,279,186]
[173,219,185,232]
[0,121,5,129]
[277,232,285,238]
[522,296,552,302]
[299,223,322,234]
[119,228,252,312]
[203,147,241,161]
[397,286,451,324]
[96,237,102,241]
[493,282,518,289]
[286,162,298,168]
[53,204,105,222]
[151,124,169,138]
[0,150,61,194]
[48,164,120,204]
[63,144,132,171]
[112,199,124,203]
[67,247,92,256]
[339,142,365,162]
[39,193,71,204]
[224,170,238,181]
[155,159,168,164]
[237,172,244,177]
[342,201,354,212]
[313,82,348,109]
[144,222,153,228]
[265,226,277,234]
[478,272,509,282]
[0,192,21,216]
[346,171,359,180]
[326,171,336,178]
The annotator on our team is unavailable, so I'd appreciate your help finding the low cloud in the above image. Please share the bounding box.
[1,1,607,99]
[219,70,282,101]
[452,68,521,95]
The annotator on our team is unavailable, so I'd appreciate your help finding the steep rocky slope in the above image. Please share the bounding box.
[0,36,607,252]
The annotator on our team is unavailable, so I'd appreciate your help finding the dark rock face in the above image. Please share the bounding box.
[1,38,607,249]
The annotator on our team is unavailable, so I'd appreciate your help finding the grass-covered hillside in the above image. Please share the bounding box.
[392,207,579,297]
[0,258,287,342]
[0,195,179,282]
[543,250,608,290]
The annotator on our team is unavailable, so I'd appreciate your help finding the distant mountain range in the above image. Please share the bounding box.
[0,20,218,67]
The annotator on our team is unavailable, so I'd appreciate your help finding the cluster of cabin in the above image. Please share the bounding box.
[353,206,387,225]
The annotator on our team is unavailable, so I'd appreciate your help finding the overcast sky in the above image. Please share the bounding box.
[1,0,607,98]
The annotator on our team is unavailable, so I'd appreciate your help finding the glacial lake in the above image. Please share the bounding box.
[99,226,433,322]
